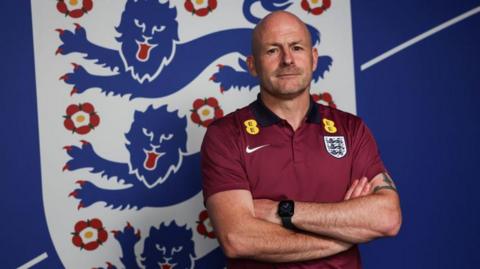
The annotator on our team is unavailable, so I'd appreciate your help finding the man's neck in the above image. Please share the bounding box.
[260,90,310,131]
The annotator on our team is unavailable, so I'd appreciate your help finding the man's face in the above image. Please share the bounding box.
[248,13,318,99]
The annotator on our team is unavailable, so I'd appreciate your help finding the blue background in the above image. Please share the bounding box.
[1,1,479,268]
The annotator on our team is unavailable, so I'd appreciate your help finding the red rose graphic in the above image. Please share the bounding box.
[312,92,337,108]
[196,210,216,238]
[71,218,108,251]
[63,102,100,135]
[184,0,217,17]
[57,0,93,18]
[190,97,224,127]
[301,0,331,15]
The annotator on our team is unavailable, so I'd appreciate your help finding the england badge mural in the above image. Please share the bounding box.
[30,0,357,267]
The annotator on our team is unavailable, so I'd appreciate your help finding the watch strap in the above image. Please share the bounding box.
[281,216,296,230]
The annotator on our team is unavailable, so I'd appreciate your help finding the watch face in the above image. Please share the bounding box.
[278,200,294,217]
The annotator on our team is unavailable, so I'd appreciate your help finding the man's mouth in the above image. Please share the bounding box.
[277,73,299,77]
[276,73,301,79]
[275,68,302,78]
[136,40,158,62]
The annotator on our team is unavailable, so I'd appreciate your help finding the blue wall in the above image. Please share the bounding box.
[0,1,62,268]
[1,1,479,268]
[352,1,480,268]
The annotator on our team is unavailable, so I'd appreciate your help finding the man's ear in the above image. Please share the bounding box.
[311,48,318,72]
[246,55,258,77]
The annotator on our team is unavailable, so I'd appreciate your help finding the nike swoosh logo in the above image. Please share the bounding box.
[246,144,270,154]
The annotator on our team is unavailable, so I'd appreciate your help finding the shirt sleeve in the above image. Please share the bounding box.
[350,119,387,181]
[201,122,250,203]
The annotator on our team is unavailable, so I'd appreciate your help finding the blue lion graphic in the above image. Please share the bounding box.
[56,0,332,98]
[94,221,225,269]
[66,106,201,209]
[58,1,333,267]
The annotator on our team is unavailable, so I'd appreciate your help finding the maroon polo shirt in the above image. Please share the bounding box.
[201,95,386,269]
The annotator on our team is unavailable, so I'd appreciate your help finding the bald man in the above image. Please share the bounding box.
[201,11,401,268]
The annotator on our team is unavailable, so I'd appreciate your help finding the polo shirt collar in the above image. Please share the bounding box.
[250,94,322,127]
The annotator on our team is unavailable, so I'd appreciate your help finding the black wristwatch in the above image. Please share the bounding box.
[277,200,296,230]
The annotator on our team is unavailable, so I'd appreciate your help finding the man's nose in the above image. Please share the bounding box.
[281,49,294,65]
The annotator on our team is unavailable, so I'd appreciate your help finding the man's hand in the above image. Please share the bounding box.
[344,177,372,200]
[253,199,280,225]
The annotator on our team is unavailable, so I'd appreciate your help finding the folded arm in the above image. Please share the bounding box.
[254,172,402,244]
[206,189,352,262]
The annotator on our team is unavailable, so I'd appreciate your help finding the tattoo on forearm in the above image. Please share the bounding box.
[373,173,397,193]
[373,186,397,192]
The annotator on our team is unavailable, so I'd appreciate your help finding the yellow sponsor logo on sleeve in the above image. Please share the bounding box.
[244,119,260,135]
[323,118,337,134]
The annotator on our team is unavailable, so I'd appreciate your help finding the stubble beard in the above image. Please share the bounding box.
[262,84,308,100]
[261,67,312,100]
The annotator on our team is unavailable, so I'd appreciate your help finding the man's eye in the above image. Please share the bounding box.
[293,46,303,51]
[267,48,277,55]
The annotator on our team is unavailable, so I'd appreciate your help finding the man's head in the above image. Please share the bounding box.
[247,11,318,100]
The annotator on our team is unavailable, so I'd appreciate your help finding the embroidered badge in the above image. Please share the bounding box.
[322,118,337,133]
[244,119,259,135]
[324,136,347,158]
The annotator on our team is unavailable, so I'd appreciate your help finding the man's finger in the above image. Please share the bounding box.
[344,179,359,200]
[351,177,368,198]
[361,181,371,196]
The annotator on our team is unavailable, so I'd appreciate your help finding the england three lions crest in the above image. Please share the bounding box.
[324,136,347,158]
[30,0,357,267]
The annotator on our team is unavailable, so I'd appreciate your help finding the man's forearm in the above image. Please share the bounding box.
[253,173,402,243]
[220,215,351,262]
[206,189,352,263]
[293,191,401,243]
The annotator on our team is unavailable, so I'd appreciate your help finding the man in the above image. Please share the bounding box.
[201,11,401,268]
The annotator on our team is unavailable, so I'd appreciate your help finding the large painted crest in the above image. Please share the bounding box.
[30,0,356,267]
